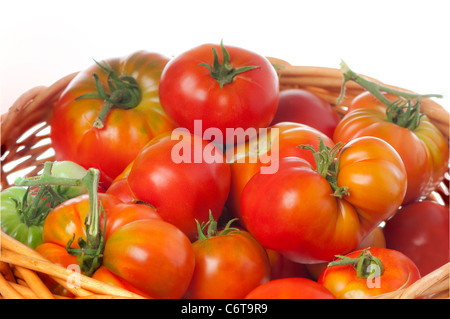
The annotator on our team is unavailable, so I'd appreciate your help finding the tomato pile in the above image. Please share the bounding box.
[1,41,449,299]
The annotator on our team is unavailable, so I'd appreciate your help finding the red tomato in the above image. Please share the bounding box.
[184,215,270,299]
[270,89,340,139]
[241,136,407,263]
[245,278,335,299]
[334,91,449,204]
[36,193,195,299]
[107,130,231,240]
[318,248,421,298]
[51,51,176,188]
[227,122,335,226]
[383,200,450,276]
[158,41,279,138]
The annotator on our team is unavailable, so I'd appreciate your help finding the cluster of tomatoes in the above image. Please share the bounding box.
[2,41,449,299]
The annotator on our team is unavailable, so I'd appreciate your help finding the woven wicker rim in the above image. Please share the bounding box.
[0,61,449,299]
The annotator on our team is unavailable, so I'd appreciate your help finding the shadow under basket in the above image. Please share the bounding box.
[1,59,449,299]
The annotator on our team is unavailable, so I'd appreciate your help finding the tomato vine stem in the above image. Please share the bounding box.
[15,161,105,276]
[338,60,442,131]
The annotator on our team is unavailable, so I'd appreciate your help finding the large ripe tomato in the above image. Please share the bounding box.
[184,215,270,299]
[245,278,335,299]
[334,91,449,204]
[35,193,195,299]
[226,122,335,225]
[318,248,421,299]
[51,51,176,188]
[241,136,407,263]
[158,41,279,138]
[107,129,231,240]
[270,89,341,139]
[383,200,450,276]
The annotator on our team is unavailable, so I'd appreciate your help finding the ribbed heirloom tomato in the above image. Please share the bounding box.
[51,51,176,188]
[158,40,279,138]
[241,136,407,263]
[226,122,335,225]
[36,193,195,299]
[333,62,449,204]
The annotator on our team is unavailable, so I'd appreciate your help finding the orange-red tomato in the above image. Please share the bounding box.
[51,51,176,188]
[334,91,449,204]
[227,122,335,226]
[107,130,231,241]
[318,247,421,298]
[35,193,195,299]
[245,277,336,299]
[184,225,271,299]
[241,136,407,263]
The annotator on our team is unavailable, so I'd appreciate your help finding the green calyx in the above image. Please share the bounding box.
[195,210,239,241]
[327,248,384,280]
[199,40,260,89]
[76,60,141,129]
[298,137,349,198]
[11,187,53,227]
[338,60,442,131]
[15,161,105,276]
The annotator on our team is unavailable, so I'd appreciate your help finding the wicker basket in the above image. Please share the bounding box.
[0,59,449,299]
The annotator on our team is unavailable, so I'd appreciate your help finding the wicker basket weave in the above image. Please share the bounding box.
[0,59,449,299]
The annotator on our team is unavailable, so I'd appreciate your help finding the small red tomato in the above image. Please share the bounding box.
[318,247,421,298]
[383,200,449,276]
[245,277,335,299]
[184,214,271,299]
[270,89,340,139]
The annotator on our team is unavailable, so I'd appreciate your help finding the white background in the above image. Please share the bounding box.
[1,0,449,115]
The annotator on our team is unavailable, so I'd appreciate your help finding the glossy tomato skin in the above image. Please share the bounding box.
[184,229,270,299]
[107,130,231,240]
[318,248,421,299]
[334,91,449,204]
[241,136,407,263]
[266,249,311,280]
[51,51,176,188]
[158,42,279,137]
[383,200,450,276]
[245,278,335,299]
[227,122,335,226]
[270,89,340,139]
[103,219,195,299]
[36,193,195,299]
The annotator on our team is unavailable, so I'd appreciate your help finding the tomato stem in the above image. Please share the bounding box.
[15,161,105,276]
[195,210,239,241]
[298,138,349,198]
[75,60,141,129]
[199,40,260,89]
[338,60,442,131]
[328,248,384,279]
